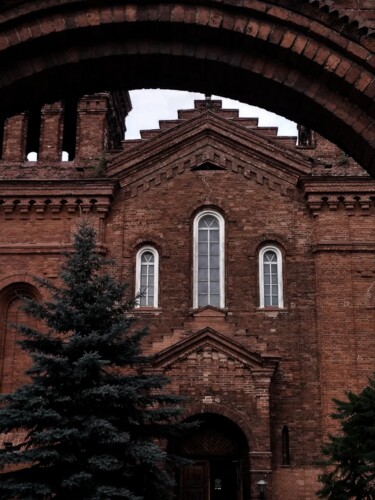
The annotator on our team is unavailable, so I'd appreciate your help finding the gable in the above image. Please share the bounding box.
[107,112,311,200]
[153,328,280,372]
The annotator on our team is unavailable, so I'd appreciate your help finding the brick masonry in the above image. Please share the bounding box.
[0,95,374,498]
[332,0,375,28]
[0,1,373,174]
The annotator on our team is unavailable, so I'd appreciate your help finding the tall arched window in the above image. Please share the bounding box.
[135,246,159,308]
[193,210,225,309]
[259,246,283,308]
[282,425,290,466]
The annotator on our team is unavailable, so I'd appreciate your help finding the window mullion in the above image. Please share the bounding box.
[207,227,211,302]
[145,262,150,304]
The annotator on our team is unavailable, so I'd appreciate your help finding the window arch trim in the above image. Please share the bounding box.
[259,245,284,308]
[135,246,159,308]
[193,209,225,309]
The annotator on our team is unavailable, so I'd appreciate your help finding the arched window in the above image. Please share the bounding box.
[193,210,225,309]
[0,283,40,393]
[282,425,290,466]
[259,246,283,308]
[135,246,159,308]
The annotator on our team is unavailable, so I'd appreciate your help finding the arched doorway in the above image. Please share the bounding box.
[173,413,250,500]
[0,282,41,393]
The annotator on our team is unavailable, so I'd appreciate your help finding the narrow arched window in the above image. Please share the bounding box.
[193,211,225,309]
[259,246,283,308]
[135,246,159,308]
[282,425,290,466]
[0,283,40,393]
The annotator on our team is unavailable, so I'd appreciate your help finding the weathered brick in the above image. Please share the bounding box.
[256,22,272,41]
[0,0,372,496]
[292,35,309,55]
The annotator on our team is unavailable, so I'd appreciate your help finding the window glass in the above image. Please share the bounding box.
[263,250,278,306]
[194,212,224,308]
[260,247,283,308]
[136,247,159,308]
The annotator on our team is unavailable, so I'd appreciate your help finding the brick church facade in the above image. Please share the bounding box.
[0,93,374,499]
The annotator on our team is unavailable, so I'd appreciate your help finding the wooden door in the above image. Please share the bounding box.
[180,461,209,500]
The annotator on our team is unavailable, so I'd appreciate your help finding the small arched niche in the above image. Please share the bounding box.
[0,282,41,394]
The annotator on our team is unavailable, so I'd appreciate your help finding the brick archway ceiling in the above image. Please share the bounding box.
[0,1,374,174]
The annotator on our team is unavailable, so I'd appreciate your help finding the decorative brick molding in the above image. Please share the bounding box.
[0,179,117,219]
[301,177,375,214]
[109,113,309,201]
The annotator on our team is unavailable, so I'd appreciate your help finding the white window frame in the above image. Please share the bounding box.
[193,210,225,309]
[259,246,284,308]
[135,246,159,308]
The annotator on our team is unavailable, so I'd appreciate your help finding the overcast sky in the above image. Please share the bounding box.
[125,89,297,139]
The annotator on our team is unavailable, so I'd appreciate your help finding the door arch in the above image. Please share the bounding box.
[0,1,373,174]
[172,413,250,500]
[0,282,41,393]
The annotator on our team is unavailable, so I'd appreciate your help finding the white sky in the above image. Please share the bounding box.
[126,89,297,139]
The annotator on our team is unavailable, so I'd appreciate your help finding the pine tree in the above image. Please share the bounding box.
[317,375,375,499]
[0,221,186,499]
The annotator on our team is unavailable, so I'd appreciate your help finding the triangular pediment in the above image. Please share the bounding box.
[153,327,280,371]
[107,111,311,196]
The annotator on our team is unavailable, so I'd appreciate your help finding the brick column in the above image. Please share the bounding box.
[2,114,27,161]
[250,367,276,499]
[39,102,63,161]
[76,94,109,163]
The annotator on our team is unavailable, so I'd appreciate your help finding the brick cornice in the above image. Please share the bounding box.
[0,243,108,254]
[312,242,375,253]
[120,147,302,202]
[0,179,117,218]
[300,176,375,214]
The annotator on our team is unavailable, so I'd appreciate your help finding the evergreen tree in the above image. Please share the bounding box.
[318,375,375,499]
[0,221,186,499]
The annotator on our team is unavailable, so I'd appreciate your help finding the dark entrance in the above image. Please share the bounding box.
[180,459,238,500]
[210,459,238,499]
[173,413,249,500]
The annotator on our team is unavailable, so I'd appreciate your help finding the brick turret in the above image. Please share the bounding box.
[0,91,131,177]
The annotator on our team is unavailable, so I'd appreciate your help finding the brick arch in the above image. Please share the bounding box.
[253,233,290,257]
[0,1,374,174]
[126,235,171,259]
[0,274,43,296]
[182,401,258,450]
[0,281,41,394]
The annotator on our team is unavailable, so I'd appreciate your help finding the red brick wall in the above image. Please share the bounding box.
[333,0,375,28]
[0,98,374,499]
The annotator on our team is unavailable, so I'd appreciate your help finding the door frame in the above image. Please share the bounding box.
[179,457,244,500]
